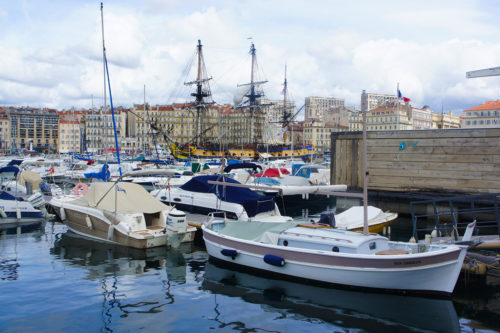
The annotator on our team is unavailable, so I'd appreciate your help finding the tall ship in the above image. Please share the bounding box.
[168,41,315,161]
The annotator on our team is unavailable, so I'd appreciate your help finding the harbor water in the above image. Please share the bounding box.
[1,199,500,332]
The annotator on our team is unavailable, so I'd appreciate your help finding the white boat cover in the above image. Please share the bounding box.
[70,182,170,214]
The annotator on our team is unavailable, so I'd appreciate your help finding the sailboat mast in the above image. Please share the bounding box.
[100,2,107,158]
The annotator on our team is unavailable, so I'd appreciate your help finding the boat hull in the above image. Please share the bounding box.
[62,208,169,249]
[203,227,467,295]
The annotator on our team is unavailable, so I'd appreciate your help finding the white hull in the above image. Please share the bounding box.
[203,224,467,294]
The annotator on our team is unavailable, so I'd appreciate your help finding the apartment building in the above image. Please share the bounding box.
[361,90,398,112]
[304,96,345,122]
[461,101,500,128]
[7,107,59,153]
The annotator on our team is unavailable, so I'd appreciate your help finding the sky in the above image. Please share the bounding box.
[1,0,500,116]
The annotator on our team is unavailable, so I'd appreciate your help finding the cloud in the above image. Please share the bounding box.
[1,0,500,115]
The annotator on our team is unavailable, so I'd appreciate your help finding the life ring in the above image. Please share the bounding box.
[49,167,55,174]
[399,142,406,150]
[74,183,89,195]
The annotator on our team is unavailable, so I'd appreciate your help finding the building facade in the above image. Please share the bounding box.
[461,101,500,128]
[431,111,461,129]
[361,90,398,112]
[85,108,128,153]
[7,107,59,153]
[304,96,345,122]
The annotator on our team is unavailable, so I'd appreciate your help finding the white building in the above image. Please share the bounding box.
[305,96,344,122]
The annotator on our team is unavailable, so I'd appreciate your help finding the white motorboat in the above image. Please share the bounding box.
[312,206,398,233]
[151,175,292,223]
[49,182,196,249]
[0,191,45,231]
[202,220,468,294]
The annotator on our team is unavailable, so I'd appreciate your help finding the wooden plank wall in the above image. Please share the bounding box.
[330,128,500,193]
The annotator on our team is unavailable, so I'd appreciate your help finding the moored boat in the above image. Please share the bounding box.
[202,220,468,294]
[49,182,196,249]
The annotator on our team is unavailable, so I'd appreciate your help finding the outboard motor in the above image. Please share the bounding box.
[319,212,336,228]
[166,209,187,232]
[166,208,188,248]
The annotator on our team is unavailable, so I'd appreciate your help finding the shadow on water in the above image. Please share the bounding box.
[202,260,461,332]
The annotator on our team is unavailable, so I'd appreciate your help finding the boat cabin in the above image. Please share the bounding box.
[278,226,390,254]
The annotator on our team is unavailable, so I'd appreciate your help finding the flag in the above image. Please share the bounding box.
[397,89,410,103]
[311,119,315,125]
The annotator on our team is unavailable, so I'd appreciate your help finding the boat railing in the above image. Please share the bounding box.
[410,193,500,242]
[206,211,227,224]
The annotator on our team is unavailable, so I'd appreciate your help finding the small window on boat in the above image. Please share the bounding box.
[332,246,339,252]
[283,240,288,246]
[161,196,167,200]
[369,242,376,250]
[173,198,181,202]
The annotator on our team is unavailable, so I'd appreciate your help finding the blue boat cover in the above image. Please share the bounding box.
[0,165,20,177]
[84,164,110,181]
[180,175,275,217]
[7,159,23,166]
[0,191,23,201]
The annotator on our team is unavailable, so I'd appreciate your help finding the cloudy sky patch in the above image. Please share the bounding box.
[0,0,499,115]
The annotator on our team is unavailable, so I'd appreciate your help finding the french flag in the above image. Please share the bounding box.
[397,89,411,102]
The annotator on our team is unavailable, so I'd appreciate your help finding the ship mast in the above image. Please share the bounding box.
[237,42,267,145]
[184,40,213,146]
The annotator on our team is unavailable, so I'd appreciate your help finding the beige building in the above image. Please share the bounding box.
[361,90,398,111]
[461,101,500,128]
[366,105,412,131]
[303,120,344,153]
[7,107,59,153]
[58,119,81,153]
[305,96,345,122]
[0,111,11,152]
[432,111,461,129]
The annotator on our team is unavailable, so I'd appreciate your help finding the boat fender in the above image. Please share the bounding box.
[85,215,93,230]
[16,208,21,220]
[221,249,237,259]
[0,208,6,218]
[107,225,114,240]
[60,207,66,221]
[264,254,285,267]
[73,183,89,196]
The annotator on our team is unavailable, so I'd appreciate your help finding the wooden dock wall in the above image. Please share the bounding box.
[330,128,500,194]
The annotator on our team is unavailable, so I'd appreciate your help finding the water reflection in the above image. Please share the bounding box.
[202,260,461,332]
[50,232,190,332]
[51,231,187,283]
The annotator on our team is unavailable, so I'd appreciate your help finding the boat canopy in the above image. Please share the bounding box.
[223,163,262,173]
[71,182,170,214]
[254,168,290,178]
[180,175,276,217]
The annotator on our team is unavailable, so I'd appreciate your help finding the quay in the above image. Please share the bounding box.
[330,127,500,214]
